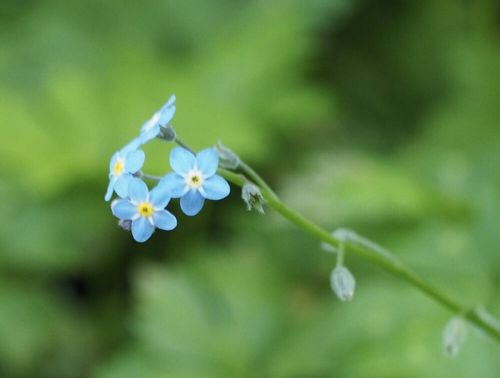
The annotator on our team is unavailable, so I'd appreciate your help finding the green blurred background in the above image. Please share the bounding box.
[1,0,500,377]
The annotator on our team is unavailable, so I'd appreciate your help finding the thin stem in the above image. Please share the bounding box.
[336,242,345,267]
[174,137,196,155]
[217,168,500,342]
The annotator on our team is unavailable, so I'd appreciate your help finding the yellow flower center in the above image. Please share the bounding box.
[113,159,125,176]
[137,202,154,217]
[186,170,203,189]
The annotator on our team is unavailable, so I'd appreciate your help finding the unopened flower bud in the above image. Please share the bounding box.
[158,124,176,141]
[330,266,355,302]
[118,219,132,231]
[443,316,467,357]
[241,183,265,214]
[215,140,240,169]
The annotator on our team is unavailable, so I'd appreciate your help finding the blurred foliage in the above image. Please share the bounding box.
[1,0,500,377]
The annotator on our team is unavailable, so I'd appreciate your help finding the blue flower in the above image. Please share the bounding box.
[111,178,177,242]
[105,138,145,201]
[140,95,176,143]
[161,147,230,216]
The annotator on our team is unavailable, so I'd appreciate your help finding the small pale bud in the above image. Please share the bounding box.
[330,266,355,302]
[158,124,176,141]
[443,316,467,357]
[118,220,132,231]
[215,140,240,169]
[320,241,336,254]
[241,183,265,214]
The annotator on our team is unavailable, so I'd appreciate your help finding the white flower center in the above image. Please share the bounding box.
[185,169,203,189]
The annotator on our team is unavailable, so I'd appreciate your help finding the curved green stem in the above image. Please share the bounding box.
[238,160,279,200]
[218,168,500,342]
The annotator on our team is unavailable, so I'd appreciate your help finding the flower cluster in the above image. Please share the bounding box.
[105,95,230,242]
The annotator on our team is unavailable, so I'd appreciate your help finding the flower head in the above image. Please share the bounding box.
[140,95,176,143]
[111,178,177,242]
[161,147,230,216]
[105,138,145,201]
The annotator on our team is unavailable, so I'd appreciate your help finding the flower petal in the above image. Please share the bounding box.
[180,190,205,216]
[196,148,219,177]
[121,137,142,154]
[125,150,145,173]
[170,147,195,175]
[104,178,116,201]
[131,217,155,243]
[128,178,149,203]
[150,182,171,209]
[141,116,156,133]
[111,199,137,220]
[201,175,230,200]
[158,105,175,126]
[165,94,176,107]
[109,152,119,173]
[140,124,160,143]
[160,173,187,198]
[153,210,177,231]
[115,174,133,198]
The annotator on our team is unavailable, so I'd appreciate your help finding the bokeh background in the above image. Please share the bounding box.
[1,0,500,377]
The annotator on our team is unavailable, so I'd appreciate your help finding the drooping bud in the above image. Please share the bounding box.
[215,140,240,169]
[158,124,176,142]
[320,241,336,253]
[443,316,467,357]
[241,183,265,214]
[330,266,355,302]
[118,219,132,231]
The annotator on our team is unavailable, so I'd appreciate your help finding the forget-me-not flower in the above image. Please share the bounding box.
[140,95,176,143]
[105,138,145,201]
[111,178,177,242]
[161,147,230,216]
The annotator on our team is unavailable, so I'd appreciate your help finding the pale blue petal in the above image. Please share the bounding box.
[121,137,142,154]
[125,150,145,173]
[166,94,176,107]
[160,173,187,198]
[170,147,195,175]
[180,190,205,216]
[150,183,171,209]
[111,199,137,220]
[201,175,230,200]
[128,178,149,203]
[105,178,116,201]
[141,117,156,133]
[115,174,133,198]
[158,105,175,126]
[109,152,119,173]
[140,125,160,143]
[153,210,177,231]
[131,217,155,243]
[196,148,219,177]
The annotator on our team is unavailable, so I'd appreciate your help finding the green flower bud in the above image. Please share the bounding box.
[158,124,176,141]
[241,183,265,214]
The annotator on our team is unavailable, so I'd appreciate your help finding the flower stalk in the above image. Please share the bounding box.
[217,167,500,343]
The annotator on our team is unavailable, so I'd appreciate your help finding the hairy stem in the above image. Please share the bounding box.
[218,168,500,342]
